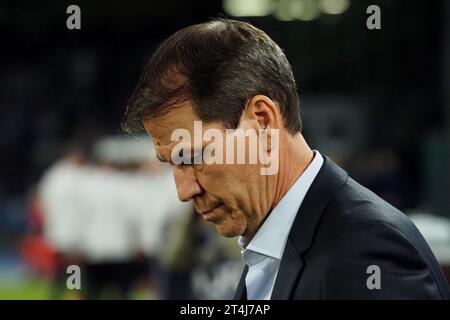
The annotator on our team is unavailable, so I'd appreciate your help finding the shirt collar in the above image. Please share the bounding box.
[238,151,324,261]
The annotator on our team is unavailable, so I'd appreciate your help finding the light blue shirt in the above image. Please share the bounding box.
[238,151,324,300]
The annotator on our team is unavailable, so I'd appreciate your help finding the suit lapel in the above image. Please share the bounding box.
[270,236,304,299]
[271,156,349,299]
[232,156,349,300]
[233,265,248,300]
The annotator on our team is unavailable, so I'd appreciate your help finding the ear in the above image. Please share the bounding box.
[241,95,281,130]
[240,95,281,155]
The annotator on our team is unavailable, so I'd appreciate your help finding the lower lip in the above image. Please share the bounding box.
[202,204,224,221]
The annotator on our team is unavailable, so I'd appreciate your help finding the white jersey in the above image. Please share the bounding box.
[39,160,87,254]
[78,167,136,263]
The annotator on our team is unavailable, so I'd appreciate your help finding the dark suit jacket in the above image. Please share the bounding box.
[234,156,450,299]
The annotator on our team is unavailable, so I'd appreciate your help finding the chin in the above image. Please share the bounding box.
[214,221,245,238]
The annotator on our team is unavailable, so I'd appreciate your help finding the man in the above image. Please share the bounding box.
[122,19,450,299]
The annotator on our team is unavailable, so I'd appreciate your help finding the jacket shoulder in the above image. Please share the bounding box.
[326,177,424,239]
[311,177,450,299]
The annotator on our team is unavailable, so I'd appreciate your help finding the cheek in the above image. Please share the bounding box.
[199,163,245,195]
[215,209,247,237]
[199,164,262,216]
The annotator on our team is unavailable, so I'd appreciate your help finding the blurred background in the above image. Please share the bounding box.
[0,0,450,299]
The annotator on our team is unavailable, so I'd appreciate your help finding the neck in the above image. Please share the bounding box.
[271,133,313,210]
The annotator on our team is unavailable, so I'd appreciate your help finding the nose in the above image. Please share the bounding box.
[172,166,203,202]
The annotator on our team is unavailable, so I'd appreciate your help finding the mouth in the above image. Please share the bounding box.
[197,203,224,221]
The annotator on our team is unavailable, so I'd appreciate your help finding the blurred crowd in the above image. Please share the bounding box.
[19,136,242,299]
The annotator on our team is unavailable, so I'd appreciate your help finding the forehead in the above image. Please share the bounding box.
[142,101,226,157]
[143,101,199,146]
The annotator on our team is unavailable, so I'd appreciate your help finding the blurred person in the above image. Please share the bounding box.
[38,145,88,299]
[125,155,193,299]
[78,160,140,299]
[189,217,243,300]
[131,155,192,261]
[79,136,193,299]
[20,186,58,279]
[157,209,198,299]
[159,209,242,299]
[122,19,450,299]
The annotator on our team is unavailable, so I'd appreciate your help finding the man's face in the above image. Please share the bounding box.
[143,101,276,238]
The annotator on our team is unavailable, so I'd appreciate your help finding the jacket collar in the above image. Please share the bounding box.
[270,156,348,299]
[234,155,348,300]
